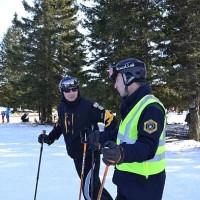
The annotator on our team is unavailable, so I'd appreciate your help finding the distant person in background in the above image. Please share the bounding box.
[1,111,5,123]
[185,112,191,126]
[21,113,29,122]
[5,107,11,123]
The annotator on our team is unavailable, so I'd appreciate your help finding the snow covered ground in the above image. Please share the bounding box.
[166,111,187,125]
[0,113,200,200]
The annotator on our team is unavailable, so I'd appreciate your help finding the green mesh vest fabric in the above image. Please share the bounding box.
[116,95,166,178]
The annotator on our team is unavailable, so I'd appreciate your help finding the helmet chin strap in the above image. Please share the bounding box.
[123,85,129,97]
[121,74,129,97]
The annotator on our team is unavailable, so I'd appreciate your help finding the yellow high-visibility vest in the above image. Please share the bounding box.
[116,95,166,178]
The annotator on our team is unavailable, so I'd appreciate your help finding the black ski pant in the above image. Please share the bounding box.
[74,151,113,200]
[115,193,127,200]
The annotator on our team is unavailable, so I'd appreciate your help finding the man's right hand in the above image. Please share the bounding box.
[38,133,50,144]
[102,141,124,166]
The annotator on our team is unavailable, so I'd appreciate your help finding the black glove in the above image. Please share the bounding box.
[88,130,100,152]
[102,141,124,166]
[38,133,51,145]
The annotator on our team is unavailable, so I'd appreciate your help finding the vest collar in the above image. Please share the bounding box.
[121,83,152,119]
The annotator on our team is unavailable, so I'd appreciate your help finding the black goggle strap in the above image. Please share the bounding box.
[107,66,117,81]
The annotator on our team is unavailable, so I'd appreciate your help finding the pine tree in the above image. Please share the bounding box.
[80,0,167,112]
[0,14,26,109]
[162,0,200,140]
[4,0,85,123]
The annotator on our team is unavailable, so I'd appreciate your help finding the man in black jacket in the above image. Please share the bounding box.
[38,76,117,200]
[100,58,166,200]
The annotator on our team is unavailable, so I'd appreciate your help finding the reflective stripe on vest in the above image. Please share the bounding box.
[116,95,166,177]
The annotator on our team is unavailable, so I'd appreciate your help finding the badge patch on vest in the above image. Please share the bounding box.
[144,119,158,134]
[93,102,104,110]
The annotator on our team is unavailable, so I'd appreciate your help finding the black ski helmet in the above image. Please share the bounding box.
[108,58,146,86]
[59,76,79,92]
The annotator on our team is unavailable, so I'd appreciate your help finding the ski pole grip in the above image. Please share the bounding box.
[42,130,46,143]
[80,128,89,143]
[82,131,87,144]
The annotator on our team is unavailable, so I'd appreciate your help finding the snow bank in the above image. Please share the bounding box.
[166,112,187,124]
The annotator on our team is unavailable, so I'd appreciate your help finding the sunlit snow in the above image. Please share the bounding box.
[0,113,200,200]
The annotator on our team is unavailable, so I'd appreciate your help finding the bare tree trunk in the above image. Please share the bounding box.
[46,103,52,124]
[189,97,200,141]
[40,105,46,124]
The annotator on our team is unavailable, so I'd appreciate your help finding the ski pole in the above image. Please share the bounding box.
[97,165,109,200]
[90,152,95,200]
[34,130,46,200]
[90,125,95,200]
[79,133,87,200]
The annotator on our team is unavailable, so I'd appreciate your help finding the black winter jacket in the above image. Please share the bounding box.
[48,95,117,159]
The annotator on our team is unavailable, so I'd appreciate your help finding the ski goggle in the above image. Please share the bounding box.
[62,87,78,93]
[107,66,118,81]
[61,79,78,88]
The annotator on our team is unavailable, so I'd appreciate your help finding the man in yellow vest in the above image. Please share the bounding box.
[101,58,166,200]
